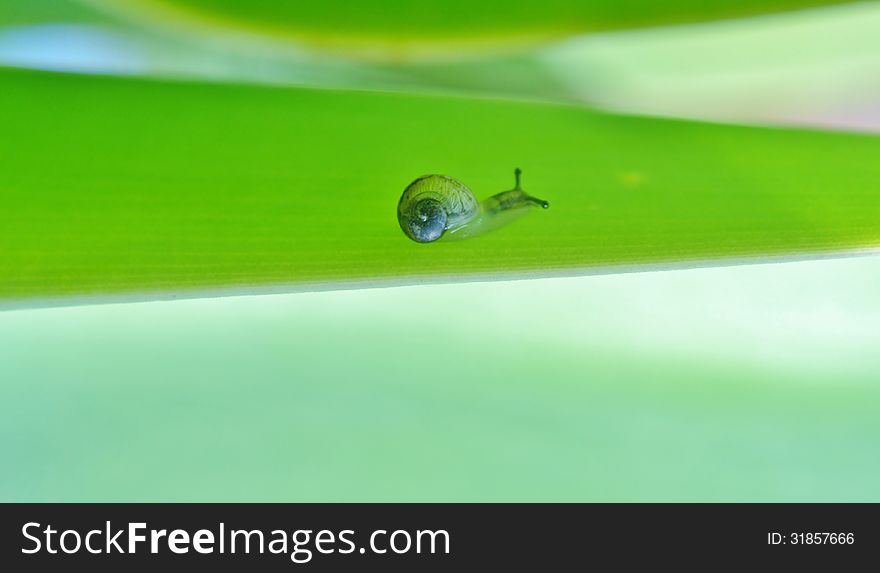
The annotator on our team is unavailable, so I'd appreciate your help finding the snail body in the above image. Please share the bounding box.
[397,169,548,243]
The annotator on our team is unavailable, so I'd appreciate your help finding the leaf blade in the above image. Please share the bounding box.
[1,68,879,303]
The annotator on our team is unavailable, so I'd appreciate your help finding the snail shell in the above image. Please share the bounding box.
[397,175,479,243]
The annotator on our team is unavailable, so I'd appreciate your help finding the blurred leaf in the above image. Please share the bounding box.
[1,68,879,305]
[84,0,855,58]
[0,0,110,26]
[542,1,880,132]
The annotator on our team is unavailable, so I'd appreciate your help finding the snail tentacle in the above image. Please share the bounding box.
[482,169,550,214]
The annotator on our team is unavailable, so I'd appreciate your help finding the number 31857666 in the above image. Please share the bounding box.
[791,533,854,544]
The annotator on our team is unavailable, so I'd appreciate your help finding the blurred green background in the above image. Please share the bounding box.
[2,258,879,501]
[1,0,879,501]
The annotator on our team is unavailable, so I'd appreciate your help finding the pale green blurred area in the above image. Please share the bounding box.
[542,1,880,131]
[2,257,879,501]
[357,2,880,130]
[3,1,880,130]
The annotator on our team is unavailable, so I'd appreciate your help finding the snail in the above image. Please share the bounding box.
[397,168,549,243]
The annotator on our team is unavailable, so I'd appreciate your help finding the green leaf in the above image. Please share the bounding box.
[85,0,855,57]
[1,68,879,305]
[0,0,109,27]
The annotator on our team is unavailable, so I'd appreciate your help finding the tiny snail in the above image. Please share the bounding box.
[397,168,549,243]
